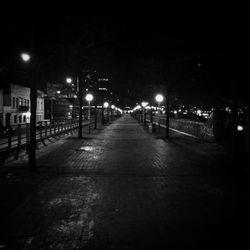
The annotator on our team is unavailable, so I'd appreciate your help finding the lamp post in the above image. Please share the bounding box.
[66,77,72,84]
[103,102,109,123]
[21,53,31,62]
[111,105,115,121]
[85,93,93,133]
[72,95,77,119]
[155,94,164,132]
[66,77,72,98]
[141,102,148,127]
[165,90,170,138]
[21,52,37,171]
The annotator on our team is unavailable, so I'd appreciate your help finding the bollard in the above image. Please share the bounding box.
[45,121,47,137]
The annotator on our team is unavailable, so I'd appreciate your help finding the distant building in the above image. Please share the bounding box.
[45,82,76,120]
[37,90,45,122]
[45,98,72,120]
[0,84,45,127]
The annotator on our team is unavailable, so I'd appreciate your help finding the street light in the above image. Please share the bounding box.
[141,102,148,126]
[111,105,115,121]
[85,93,93,133]
[20,52,36,171]
[21,53,31,62]
[103,102,109,108]
[103,102,109,123]
[155,94,164,104]
[66,77,73,98]
[155,94,164,132]
[66,77,72,84]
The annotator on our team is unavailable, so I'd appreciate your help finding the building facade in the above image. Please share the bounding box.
[45,82,76,120]
[0,84,44,127]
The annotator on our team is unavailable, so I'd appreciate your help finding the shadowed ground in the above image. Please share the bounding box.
[0,114,249,249]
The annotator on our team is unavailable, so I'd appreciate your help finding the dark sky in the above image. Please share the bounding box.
[1,4,248,107]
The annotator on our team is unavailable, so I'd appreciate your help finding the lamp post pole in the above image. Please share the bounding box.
[29,73,37,171]
[103,102,109,124]
[78,76,83,139]
[155,94,163,134]
[88,101,91,133]
[158,102,161,131]
[165,90,170,138]
[85,93,93,134]
[141,102,148,127]
[21,52,37,171]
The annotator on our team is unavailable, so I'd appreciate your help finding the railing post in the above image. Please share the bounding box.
[39,122,42,139]
[45,121,47,137]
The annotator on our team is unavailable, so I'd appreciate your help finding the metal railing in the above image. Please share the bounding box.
[132,112,214,141]
[0,118,98,156]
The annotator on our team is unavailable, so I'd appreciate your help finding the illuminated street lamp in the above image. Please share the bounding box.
[20,52,36,170]
[104,102,109,108]
[21,53,31,62]
[155,94,164,105]
[85,93,93,133]
[103,102,109,123]
[66,77,72,84]
[111,105,115,121]
[155,94,164,131]
[141,102,148,126]
[65,77,73,98]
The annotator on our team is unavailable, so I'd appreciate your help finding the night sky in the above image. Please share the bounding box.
[1,4,248,108]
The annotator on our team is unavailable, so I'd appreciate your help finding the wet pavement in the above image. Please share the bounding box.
[0,114,250,249]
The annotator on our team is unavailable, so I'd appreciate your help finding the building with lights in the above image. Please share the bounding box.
[44,82,76,120]
[0,84,44,127]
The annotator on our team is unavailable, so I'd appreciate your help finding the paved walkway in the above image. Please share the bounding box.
[0,115,250,249]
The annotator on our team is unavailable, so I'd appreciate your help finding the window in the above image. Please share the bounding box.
[19,115,22,123]
[14,115,17,123]
[23,115,26,123]
[16,98,19,108]
[13,97,15,108]
[27,100,29,106]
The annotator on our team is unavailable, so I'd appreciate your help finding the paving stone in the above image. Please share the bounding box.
[0,115,250,249]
